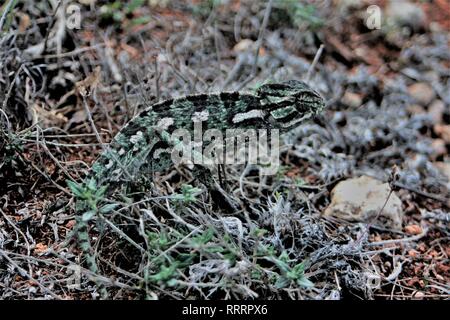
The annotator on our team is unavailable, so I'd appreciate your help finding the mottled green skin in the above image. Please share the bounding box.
[90,81,324,188]
[74,80,325,292]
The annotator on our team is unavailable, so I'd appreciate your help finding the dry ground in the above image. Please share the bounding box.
[0,0,449,299]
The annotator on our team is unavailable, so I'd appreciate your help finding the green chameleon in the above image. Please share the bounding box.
[71,80,325,296]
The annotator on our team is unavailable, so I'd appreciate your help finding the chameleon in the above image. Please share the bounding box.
[71,80,325,296]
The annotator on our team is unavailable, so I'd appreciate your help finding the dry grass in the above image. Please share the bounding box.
[0,0,448,300]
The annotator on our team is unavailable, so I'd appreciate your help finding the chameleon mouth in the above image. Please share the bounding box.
[280,113,313,129]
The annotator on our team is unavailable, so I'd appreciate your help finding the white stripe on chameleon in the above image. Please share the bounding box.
[105,160,114,169]
[192,110,209,122]
[156,117,175,130]
[153,147,171,159]
[232,109,265,124]
[129,131,144,144]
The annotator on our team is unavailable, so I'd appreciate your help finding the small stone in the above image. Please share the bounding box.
[341,91,363,108]
[431,139,446,159]
[428,100,445,124]
[434,124,450,143]
[34,243,48,254]
[430,22,443,33]
[406,104,425,115]
[65,220,76,229]
[408,249,419,258]
[412,291,425,300]
[408,82,436,106]
[324,176,403,229]
[435,162,450,179]
[404,224,422,235]
[233,39,255,53]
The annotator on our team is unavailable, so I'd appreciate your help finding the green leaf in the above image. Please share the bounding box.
[87,178,97,191]
[99,203,119,214]
[291,261,306,274]
[252,228,268,237]
[272,252,290,273]
[130,16,151,26]
[297,277,314,288]
[113,11,124,22]
[78,231,89,241]
[176,253,196,267]
[149,264,178,283]
[166,278,178,287]
[192,228,214,245]
[95,185,108,198]
[80,241,91,251]
[82,210,96,222]
[251,269,262,280]
[274,276,290,289]
[67,180,84,198]
[126,0,145,13]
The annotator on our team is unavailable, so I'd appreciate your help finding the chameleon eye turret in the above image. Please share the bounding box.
[257,80,325,131]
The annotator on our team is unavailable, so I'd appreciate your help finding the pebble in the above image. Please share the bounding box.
[428,100,445,124]
[431,139,447,159]
[408,82,436,106]
[404,224,423,235]
[341,91,363,108]
[434,124,450,143]
[324,176,403,230]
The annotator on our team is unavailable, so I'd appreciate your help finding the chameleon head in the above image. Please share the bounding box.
[256,80,325,132]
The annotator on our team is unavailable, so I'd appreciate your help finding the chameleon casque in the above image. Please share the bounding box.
[73,80,325,293]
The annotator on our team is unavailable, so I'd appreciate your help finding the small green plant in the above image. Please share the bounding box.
[191,0,223,17]
[276,165,290,180]
[147,262,180,284]
[99,0,151,28]
[1,131,23,166]
[294,177,306,187]
[144,226,243,289]
[173,184,202,203]
[191,228,215,246]
[272,253,314,289]
[275,1,324,30]
[67,178,117,221]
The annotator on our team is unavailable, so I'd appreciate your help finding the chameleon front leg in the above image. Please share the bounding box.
[217,164,229,191]
[192,165,239,213]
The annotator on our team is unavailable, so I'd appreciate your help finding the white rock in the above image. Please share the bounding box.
[428,100,445,124]
[408,83,436,106]
[233,39,256,53]
[342,91,363,108]
[324,176,403,229]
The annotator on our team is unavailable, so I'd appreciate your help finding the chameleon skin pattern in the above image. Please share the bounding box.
[74,80,325,292]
